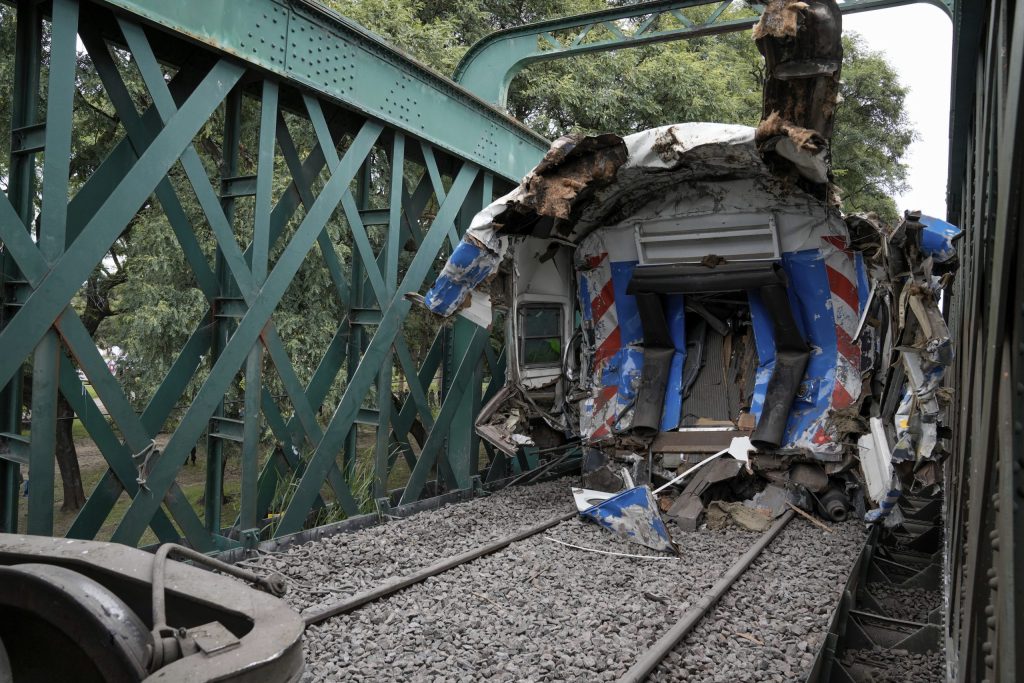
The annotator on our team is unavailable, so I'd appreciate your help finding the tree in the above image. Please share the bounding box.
[831,34,915,222]
[323,0,915,221]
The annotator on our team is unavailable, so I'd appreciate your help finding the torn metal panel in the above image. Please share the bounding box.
[745,234,863,458]
[859,416,894,504]
[424,233,503,317]
[575,230,644,443]
[918,214,961,263]
[864,477,903,525]
[474,386,524,456]
[840,210,960,521]
[456,290,493,327]
[572,487,617,511]
[579,486,678,553]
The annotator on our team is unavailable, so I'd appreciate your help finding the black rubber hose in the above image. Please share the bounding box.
[751,284,811,449]
[818,487,850,522]
[631,293,674,436]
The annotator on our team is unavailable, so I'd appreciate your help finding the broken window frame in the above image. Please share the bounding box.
[517,304,565,368]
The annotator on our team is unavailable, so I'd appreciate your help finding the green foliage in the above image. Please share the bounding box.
[832,34,916,223]
[322,0,915,220]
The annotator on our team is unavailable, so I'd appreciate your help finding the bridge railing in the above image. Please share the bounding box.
[0,0,543,551]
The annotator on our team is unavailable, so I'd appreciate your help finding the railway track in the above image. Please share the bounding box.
[242,481,864,682]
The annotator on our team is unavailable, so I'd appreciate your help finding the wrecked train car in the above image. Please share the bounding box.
[420,0,957,529]
[419,122,958,528]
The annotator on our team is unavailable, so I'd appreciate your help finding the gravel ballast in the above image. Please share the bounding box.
[866,582,940,623]
[266,480,867,682]
[243,479,577,612]
[648,519,865,683]
[302,517,756,682]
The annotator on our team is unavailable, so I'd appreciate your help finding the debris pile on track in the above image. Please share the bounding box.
[242,479,575,611]
[649,519,865,683]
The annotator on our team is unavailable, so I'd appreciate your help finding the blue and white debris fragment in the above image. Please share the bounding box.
[852,212,960,524]
[574,485,678,554]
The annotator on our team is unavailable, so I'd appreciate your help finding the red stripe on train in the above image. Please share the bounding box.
[593,327,622,367]
[821,235,848,251]
[590,279,616,321]
[835,325,860,361]
[826,263,859,314]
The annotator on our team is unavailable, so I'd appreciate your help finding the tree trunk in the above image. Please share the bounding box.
[55,393,86,512]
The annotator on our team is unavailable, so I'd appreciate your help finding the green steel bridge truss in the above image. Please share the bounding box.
[0,0,550,552]
[453,0,953,107]
[0,0,956,554]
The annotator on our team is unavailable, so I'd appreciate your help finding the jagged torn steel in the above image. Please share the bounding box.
[579,486,678,554]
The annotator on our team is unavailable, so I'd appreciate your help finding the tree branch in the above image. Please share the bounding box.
[74,88,119,124]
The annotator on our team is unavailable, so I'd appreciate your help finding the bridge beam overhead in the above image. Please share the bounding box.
[453,0,954,107]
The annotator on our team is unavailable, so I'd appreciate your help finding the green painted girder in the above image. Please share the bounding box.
[271,161,482,537]
[93,0,548,181]
[453,0,955,107]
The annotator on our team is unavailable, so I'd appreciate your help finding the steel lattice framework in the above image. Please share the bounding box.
[454,0,953,107]
[0,0,548,551]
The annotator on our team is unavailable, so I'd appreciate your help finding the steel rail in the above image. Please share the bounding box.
[302,509,577,626]
[616,509,796,683]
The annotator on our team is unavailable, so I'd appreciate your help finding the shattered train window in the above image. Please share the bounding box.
[520,305,562,367]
